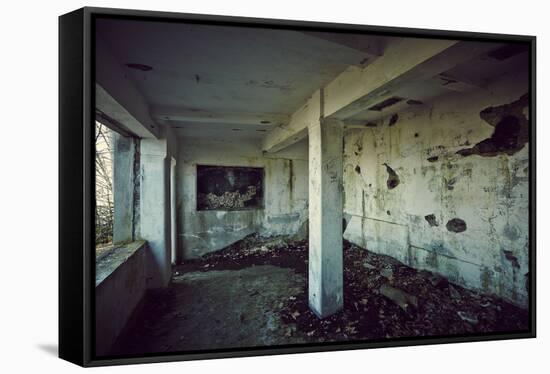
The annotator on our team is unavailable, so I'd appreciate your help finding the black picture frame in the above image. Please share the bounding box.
[59,6,536,367]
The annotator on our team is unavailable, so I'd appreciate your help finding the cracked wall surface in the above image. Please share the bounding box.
[342,69,530,308]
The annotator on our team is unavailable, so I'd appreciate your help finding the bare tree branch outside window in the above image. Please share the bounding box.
[95,121,114,253]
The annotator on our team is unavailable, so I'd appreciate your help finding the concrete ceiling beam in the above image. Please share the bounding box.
[262,90,321,153]
[150,106,290,127]
[260,38,503,154]
[323,39,502,120]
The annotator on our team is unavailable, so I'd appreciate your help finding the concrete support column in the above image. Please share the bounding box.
[308,118,344,318]
[140,138,171,289]
[113,133,136,243]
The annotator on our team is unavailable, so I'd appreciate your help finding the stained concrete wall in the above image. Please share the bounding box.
[140,139,171,288]
[177,137,308,259]
[138,129,179,288]
[343,69,530,308]
[113,133,137,243]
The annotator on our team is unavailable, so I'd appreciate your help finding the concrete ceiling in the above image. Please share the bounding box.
[97,19,385,139]
[96,19,528,142]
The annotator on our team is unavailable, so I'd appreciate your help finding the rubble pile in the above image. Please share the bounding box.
[174,236,529,341]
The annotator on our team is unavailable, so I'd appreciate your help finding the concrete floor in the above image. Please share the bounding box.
[111,265,310,355]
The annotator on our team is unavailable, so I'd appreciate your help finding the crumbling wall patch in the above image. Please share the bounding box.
[457,94,529,157]
[503,250,520,269]
[424,214,438,227]
[446,218,467,233]
[388,114,399,127]
[383,163,400,189]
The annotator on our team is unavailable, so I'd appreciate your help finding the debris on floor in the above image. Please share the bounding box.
[175,235,528,341]
[111,235,529,355]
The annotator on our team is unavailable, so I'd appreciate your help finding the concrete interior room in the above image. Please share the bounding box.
[93,18,530,356]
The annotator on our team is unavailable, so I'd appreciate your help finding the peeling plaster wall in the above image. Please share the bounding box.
[343,70,530,308]
[177,137,308,259]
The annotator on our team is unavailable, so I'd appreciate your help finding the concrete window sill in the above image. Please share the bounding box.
[95,240,147,287]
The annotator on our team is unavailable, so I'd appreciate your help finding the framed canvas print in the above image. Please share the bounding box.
[59,6,536,367]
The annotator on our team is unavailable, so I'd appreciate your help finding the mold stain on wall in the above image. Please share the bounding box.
[446,218,467,233]
[382,163,400,189]
[424,214,438,227]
